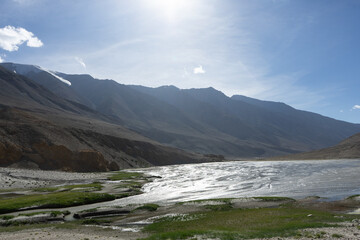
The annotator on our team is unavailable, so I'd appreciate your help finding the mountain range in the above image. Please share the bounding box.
[0,62,359,171]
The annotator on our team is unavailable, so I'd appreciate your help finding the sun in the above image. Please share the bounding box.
[146,0,194,22]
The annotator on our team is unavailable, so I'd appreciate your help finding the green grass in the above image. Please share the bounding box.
[79,208,98,213]
[108,171,144,181]
[135,204,159,212]
[0,215,15,220]
[0,220,111,233]
[347,194,360,199]
[332,233,343,238]
[0,192,115,214]
[115,181,143,189]
[142,207,359,240]
[0,222,52,231]
[33,183,103,192]
[253,196,295,202]
[0,189,23,193]
[81,219,112,225]
[204,204,233,211]
[0,220,83,232]
[114,193,131,198]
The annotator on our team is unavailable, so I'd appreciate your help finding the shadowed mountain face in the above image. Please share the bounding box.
[273,133,360,160]
[0,65,207,171]
[1,62,360,160]
[130,85,360,156]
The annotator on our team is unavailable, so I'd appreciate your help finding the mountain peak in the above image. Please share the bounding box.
[1,62,71,86]
[185,87,228,102]
[157,85,180,90]
[0,62,42,75]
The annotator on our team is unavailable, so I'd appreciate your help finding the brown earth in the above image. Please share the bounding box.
[0,105,210,172]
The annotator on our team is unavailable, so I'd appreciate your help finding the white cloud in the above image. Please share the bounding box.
[193,65,205,74]
[75,57,86,68]
[0,25,43,52]
[0,55,4,63]
[352,105,360,110]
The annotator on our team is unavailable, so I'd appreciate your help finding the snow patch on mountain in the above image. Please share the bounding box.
[48,70,71,86]
[35,66,71,86]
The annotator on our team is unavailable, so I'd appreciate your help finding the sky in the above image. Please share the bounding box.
[0,0,359,123]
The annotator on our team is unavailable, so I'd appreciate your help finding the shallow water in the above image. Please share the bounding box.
[109,159,360,206]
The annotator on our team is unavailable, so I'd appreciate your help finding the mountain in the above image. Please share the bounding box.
[131,85,360,156]
[0,65,208,172]
[273,133,360,160]
[1,62,92,107]
[1,62,360,159]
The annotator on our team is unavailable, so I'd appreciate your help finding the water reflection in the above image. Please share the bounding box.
[110,160,360,206]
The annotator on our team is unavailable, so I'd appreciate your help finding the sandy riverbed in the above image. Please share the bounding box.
[0,167,108,189]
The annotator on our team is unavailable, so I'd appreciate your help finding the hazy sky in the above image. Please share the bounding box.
[0,0,359,123]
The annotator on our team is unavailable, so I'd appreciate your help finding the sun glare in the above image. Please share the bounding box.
[146,0,194,22]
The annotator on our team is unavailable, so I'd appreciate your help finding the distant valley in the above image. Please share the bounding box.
[0,62,359,171]
[274,132,360,160]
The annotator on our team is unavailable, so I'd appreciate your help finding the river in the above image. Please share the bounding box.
[107,159,360,206]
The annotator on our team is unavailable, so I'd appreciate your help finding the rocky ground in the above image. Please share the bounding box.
[0,167,106,189]
[0,226,147,240]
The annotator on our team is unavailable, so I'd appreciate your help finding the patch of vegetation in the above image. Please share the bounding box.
[347,194,360,199]
[0,188,22,193]
[253,196,295,202]
[33,183,103,192]
[0,222,48,232]
[81,219,111,225]
[63,210,71,216]
[114,193,132,199]
[115,181,143,189]
[135,204,159,212]
[0,192,115,214]
[332,233,343,238]
[32,187,59,192]
[204,204,233,211]
[108,171,144,181]
[0,215,15,220]
[142,207,359,240]
[315,231,327,238]
[0,217,89,231]
[0,220,42,227]
[143,230,206,240]
[0,221,85,232]
[299,230,327,239]
[80,208,98,213]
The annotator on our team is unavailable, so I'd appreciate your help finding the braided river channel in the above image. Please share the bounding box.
[106,159,360,206]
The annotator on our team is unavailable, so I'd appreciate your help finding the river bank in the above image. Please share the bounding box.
[1,162,360,239]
